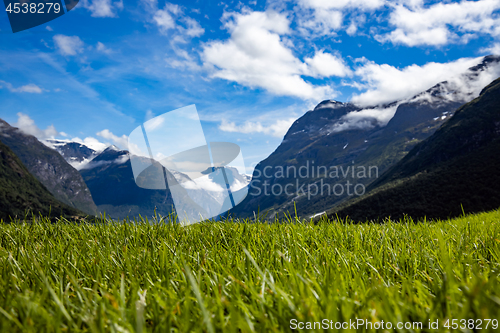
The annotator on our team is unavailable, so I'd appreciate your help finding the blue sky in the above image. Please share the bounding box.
[1,0,500,173]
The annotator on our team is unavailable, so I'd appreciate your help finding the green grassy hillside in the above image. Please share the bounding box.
[1,209,499,332]
[0,139,83,221]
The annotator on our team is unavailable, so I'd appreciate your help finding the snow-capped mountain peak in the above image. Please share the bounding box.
[44,139,100,170]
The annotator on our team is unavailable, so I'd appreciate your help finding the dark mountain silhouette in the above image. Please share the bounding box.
[329,76,500,221]
[78,146,176,219]
[232,55,500,218]
[0,138,83,220]
[0,119,97,215]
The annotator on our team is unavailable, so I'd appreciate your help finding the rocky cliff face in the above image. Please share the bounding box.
[0,119,97,215]
[0,138,83,220]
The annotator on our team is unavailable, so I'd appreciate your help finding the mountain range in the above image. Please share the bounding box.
[76,145,177,219]
[1,55,499,222]
[56,143,250,220]
[231,55,500,219]
[329,76,500,221]
[45,139,99,170]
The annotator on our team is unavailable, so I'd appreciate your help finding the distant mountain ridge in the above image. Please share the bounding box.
[4,56,497,221]
[45,139,99,170]
[231,55,500,218]
[74,145,250,220]
[42,140,215,219]
[77,145,175,219]
[329,76,500,221]
[0,119,97,215]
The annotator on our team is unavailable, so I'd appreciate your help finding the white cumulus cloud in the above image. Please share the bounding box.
[297,8,343,37]
[378,0,500,47]
[96,42,113,54]
[147,2,204,38]
[153,3,178,32]
[351,57,485,106]
[97,129,129,149]
[219,117,296,138]
[305,51,352,78]
[81,0,123,18]
[297,0,384,10]
[53,35,84,56]
[0,81,43,93]
[481,42,500,55]
[14,113,59,139]
[295,0,383,37]
[202,10,347,100]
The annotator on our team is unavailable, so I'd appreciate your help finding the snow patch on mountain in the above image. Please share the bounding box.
[44,138,107,153]
[44,139,104,170]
